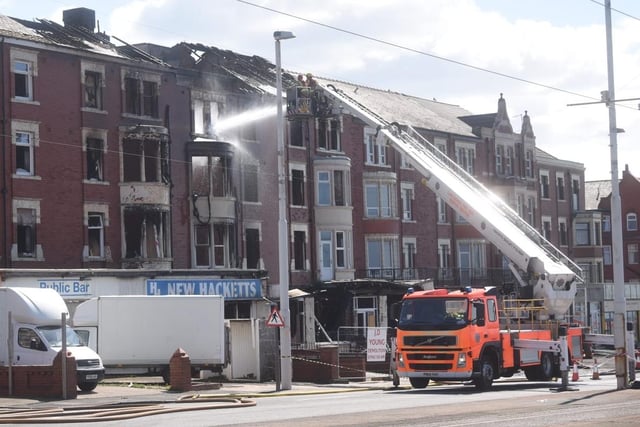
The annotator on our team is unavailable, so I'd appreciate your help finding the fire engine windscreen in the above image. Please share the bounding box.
[398,298,468,331]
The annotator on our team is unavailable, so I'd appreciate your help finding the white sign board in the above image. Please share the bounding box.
[366,327,387,362]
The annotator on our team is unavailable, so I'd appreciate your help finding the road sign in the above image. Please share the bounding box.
[267,307,285,327]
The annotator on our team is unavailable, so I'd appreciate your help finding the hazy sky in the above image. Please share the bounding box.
[3,0,640,181]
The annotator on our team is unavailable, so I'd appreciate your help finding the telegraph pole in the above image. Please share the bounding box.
[604,0,628,390]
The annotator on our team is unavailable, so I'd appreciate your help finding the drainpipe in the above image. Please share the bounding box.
[1,37,8,267]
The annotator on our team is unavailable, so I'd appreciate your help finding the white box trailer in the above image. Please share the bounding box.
[0,287,105,391]
[72,295,226,379]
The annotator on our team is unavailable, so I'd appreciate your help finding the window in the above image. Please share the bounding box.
[527,197,535,226]
[505,146,513,176]
[627,213,638,231]
[13,61,33,100]
[84,71,103,109]
[401,183,414,221]
[123,208,170,259]
[86,137,104,181]
[403,238,416,279]
[336,231,346,268]
[17,208,36,258]
[572,177,580,211]
[364,127,387,165]
[516,194,525,218]
[290,120,305,147]
[317,118,340,151]
[194,224,210,267]
[123,73,160,117]
[365,182,394,218]
[123,132,169,183]
[458,240,486,285]
[437,197,448,223]
[629,243,639,265]
[495,145,503,175]
[438,239,451,279]
[540,171,550,199]
[542,216,552,241]
[525,150,534,178]
[366,237,398,275]
[603,215,611,232]
[317,170,347,207]
[87,213,105,258]
[18,328,45,351]
[559,218,568,246]
[557,176,565,201]
[400,154,413,169]
[293,230,306,270]
[15,131,34,176]
[291,168,305,206]
[193,99,221,136]
[245,227,260,269]
[456,144,475,175]
[603,246,612,265]
[576,222,590,246]
[243,163,259,202]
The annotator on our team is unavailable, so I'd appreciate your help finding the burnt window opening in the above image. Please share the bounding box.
[291,169,305,206]
[225,301,251,319]
[84,70,103,109]
[86,138,104,181]
[193,222,236,268]
[290,121,305,147]
[293,230,306,271]
[245,227,260,269]
[243,163,259,202]
[190,155,231,200]
[124,76,159,118]
[13,60,32,100]
[87,213,104,258]
[17,208,36,257]
[123,208,169,259]
[122,131,169,184]
[317,119,340,151]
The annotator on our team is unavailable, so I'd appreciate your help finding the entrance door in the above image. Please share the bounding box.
[228,320,259,380]
[319,231,333,280]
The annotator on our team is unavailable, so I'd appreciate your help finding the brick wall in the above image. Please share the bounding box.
[0,351,77,399]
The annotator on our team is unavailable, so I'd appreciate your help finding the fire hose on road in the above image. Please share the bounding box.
[0,396,256,424]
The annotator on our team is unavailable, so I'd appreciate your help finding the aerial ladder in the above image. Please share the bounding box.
[304,81,589,388]
[313,81,583,319]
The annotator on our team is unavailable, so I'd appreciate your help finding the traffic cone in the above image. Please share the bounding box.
[592,358,600,380]
[572,362,579,381]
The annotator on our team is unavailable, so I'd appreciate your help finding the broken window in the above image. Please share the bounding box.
[289,121,305,147]
[243,163,259,202]
[293,230,306,270]
[122,127,170,183]
[317,119,340,151]
[17,208,36,257]
[124,76,159,118]
[87,213,104,258]
[191,156,209,197]
[84,70,103,109]
[190,155,230,199]
[245,227,260,269]
[15,131,34,176]
[86,138,104,181]
[123,208,169,259]
[291,169,305,206]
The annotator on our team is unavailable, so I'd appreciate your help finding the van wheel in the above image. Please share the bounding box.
[78,382,98,392]
[538,352,555,381]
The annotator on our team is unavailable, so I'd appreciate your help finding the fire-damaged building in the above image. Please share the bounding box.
[0,7,600,380]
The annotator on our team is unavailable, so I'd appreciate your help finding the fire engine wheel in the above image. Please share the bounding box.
[524,352,554,381]
[473,356,495,390]
[409,377,429,389]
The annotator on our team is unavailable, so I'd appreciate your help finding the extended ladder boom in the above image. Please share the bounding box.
[318,82,582,318]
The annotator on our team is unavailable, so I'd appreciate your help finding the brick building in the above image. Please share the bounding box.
[0,7,600,376]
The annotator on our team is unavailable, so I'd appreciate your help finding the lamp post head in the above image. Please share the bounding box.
[274,30,295,41]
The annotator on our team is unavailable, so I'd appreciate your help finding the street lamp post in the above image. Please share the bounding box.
[274,30,295,391]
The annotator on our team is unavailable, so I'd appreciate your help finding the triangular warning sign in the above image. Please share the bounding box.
[266,308,285,327]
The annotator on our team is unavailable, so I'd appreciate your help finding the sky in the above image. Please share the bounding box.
[2,0,640,182]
